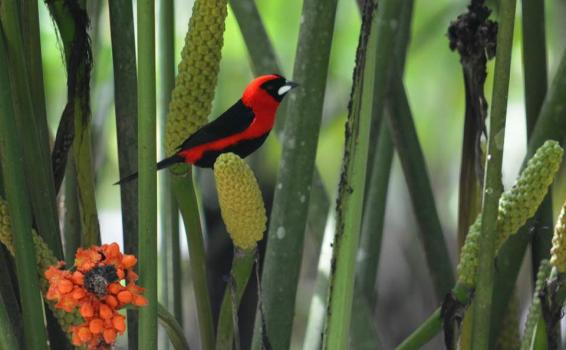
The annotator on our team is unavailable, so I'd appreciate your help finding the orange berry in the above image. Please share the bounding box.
[116,269,125,279]
[117,291,133,304]
[71,330,82,346]
[122,255,137,268]
[99,303,113,320]
[80,302,94,318]
[127,270,139,282]
[78,326,92,342]
[105,295,118,308]
[89,318,104,334]
[72,271,84,285]
[112,315,126,332]
[108,283,122,295]
[72,287,86,300]
[103,328,117,344]
[133,295,148,306]
[58,279,74,294]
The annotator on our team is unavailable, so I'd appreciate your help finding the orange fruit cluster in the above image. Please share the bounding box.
[45,243,147,349]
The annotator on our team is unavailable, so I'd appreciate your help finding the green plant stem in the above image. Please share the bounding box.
[521,0,553,286]
[0,292,19,350]
[216,249,255,350]
[490,49,566,346]
[108,1,140,347]
[172,174,214,350]
[158,0,179,345]
[137,0,158,348]
[0,29,48,350]
[323,2,379,348]
[63,160,81,266]
[395,309,441,350]
[158,303,191,350]
[250,0,338,348]
[471,0,516,348]
[229,0,280,76]
[0,0,63,260]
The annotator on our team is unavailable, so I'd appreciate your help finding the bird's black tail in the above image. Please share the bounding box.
[114,154,184,185]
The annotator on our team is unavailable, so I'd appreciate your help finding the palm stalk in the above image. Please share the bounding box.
[0,28,48,350]
[137,0,158,348]
[470,0,516,347]
[250,0,338,348]
[216,249,255,350]
[0,0,63,260]
[63,160,81,266]
[172,175,215,350]
[158,304,191,350]
[323,1,380,348]
[108,0,140,346]
[0,292,19,349]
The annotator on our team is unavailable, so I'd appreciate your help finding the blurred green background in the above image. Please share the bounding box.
[36,0,566,348]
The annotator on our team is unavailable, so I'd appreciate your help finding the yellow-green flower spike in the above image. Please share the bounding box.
[0,198,82,335]
[495,292,520,350]
[550,202,566,272]
[457,217,482,287]
[214,153,266,250]
[497,140,563,246]
[165,0,228,160]
[520,260,551,350]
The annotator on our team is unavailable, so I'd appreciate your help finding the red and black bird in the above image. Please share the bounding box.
[116,74,298,184]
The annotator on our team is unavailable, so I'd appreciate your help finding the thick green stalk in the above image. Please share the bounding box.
[471,0,516,348]
[387,75,455,299]
[251,0,338,348]
[0,292,19,349]
[323,2,379,348]
[137,0,158,348]
[172,175,214,350]
[63,160,81,266]
[158,0,180,345]
[108,0,140,346]
[229,0,280,76]
[490,49,566,346]
[0,0,63,260]
[521,0,553,282]
[216,249,255,350]
[0,28,48,350]
[158,304,191,350]
[395,309,442,350]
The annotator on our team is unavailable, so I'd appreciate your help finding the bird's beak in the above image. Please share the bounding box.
[285,80,299,89]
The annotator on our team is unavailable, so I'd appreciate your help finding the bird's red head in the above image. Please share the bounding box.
[242,74,299,109]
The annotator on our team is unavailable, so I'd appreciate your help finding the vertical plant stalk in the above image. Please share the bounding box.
[323,1,378,348]
[250,0,338,348]
[0,28,48,350]
[216,249,255,349]
[521,0,552,282]
[172,175,214,349]
[0,0,64,260]
[471,0,516,347]
[490,49,566,347]
[137,0,158,348]
[63,160,81,266]
[109,0,140,346]
[0,292,19,350]
[158,304,191,350]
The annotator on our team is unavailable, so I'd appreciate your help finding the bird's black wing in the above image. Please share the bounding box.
[177,99,255,151]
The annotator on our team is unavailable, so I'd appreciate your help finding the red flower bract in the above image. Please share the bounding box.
[45,243,147,350]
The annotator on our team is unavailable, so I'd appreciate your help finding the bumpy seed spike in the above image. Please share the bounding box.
[457,141,563,287]
[213,153,266,250]
[520,260,551,350]
[457,217,482,287]
[497,140,563,246]
[495,292,520,350]
[165,0,228,161]
[0,198,82,336]
[551,202,566,272]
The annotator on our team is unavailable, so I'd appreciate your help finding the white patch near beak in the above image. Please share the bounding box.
[277,85,292,96]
